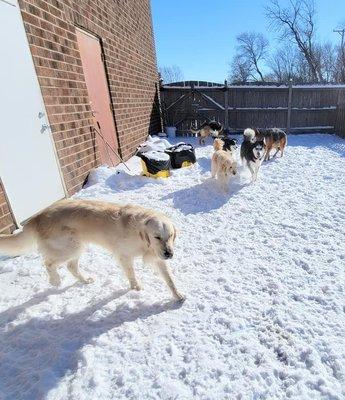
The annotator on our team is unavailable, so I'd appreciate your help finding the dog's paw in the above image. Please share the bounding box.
[83,277,94,284]
[174,292,186,303]
[131,283,142,291]
[49,278,61,287]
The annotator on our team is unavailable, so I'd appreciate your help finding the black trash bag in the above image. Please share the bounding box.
[138,151,171,178]
[165,143,196,169]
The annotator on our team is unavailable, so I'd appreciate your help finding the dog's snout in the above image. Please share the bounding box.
[163,250,173,259]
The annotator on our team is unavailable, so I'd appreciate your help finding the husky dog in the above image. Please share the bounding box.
[254,128,287,161]
[240,128,266,183]
[190,121,223,145]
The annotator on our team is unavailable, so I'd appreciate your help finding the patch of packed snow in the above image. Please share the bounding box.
[137,135,172,154]
[140,150,170,162]
[169,143,194,152]
[1,134,345,399]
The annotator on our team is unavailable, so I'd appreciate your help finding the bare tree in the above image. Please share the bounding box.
[334,48,345,82]
[235,32,269,81]
[318,42,337,82]
[229,54,252,83]
[269,45,297,82]
[294,51,313,82]
[159,65,184,84]
[229,2,343,84]
[266,0,323,82]
[269,45,317,83]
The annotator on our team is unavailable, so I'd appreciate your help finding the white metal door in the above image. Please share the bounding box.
[0,0,65,224]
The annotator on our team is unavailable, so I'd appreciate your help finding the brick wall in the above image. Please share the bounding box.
[0,180,16,234]
[18,0,161,195]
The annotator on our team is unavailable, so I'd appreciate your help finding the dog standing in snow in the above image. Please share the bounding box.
[240,128,266,183]
[211,138,237,191]
[190,121,223,145]
[0,199,185,302]
[254,128,287,161]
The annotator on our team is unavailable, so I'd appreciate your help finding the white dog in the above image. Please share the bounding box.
[211,138,237,191]
[0,199,185,301]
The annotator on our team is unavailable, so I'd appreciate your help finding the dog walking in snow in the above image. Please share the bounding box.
[0,199,185,301]
[190,121,223,145]
[211,138,237,191]
[254,128,287,161]
[240,128,266,183]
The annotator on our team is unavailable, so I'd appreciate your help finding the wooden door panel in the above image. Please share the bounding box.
[76,28,119,165]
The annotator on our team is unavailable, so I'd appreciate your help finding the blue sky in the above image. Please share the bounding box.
[151,0,345,83]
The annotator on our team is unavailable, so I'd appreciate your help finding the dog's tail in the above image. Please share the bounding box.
[213,138,224,151]
[0,225,37,256]
[243,128,256,142]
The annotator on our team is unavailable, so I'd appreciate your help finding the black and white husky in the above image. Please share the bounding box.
[240,128,266,183]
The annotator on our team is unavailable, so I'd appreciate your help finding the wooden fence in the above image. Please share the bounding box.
[335,89,345,138]
[160,82,345,136]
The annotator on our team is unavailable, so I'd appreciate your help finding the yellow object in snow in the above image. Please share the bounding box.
[181,161,193,168]
[141,160,170,178]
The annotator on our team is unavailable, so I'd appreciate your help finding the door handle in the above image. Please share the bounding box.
[40,124,50,134]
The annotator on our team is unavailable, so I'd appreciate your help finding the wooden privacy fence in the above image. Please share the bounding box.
[160,81,345,137]
[335,89,345,138]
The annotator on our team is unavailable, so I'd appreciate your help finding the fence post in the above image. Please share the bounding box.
[335,88,345,138]
[286,79,293,134]
[224,79,229,131]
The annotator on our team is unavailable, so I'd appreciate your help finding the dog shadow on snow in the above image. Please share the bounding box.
[0,283,77,325]
[197,156,212,174]
[0,287,182,399]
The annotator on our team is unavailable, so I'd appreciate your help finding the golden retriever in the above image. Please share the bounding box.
[211,138,237,191]
[0,199,185,301]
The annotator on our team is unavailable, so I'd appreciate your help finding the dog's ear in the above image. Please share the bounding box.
[145,217,157,229]
[139,218,154,247]
[142,217,158,247]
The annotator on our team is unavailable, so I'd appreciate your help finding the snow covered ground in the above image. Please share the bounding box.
[1,134,345,400]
